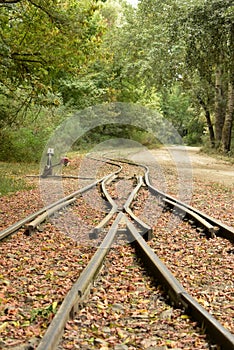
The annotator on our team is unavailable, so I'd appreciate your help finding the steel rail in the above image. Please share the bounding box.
[162,197,218,237]
[24,197,77,234]
[0,172,119,241]
[102,157,215,237]
[93,170,152,238]
[86,155,150,237]
[86,153,123,172]
[0,155,123,241]
[97,156,233,240]
[37,162,151,349]
[123,175,152,239]
[125,216,234,350]
[37,212,125,350]
[26,175,96,179]
[4,155,233,348]
[92,174,120,236]
[143,167,234,241]
[88,155,124,236]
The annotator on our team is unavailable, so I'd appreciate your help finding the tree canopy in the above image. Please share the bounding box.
[0,0,233,161]
[0,0,105,126]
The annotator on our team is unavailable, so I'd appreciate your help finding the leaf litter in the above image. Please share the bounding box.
[0,155,233,349]
[59,245,210,350]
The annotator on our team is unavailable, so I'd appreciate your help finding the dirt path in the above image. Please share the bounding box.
[128,146,234,189]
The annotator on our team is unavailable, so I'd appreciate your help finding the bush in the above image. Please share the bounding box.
[0,101,68,162]
[0,128,48,162]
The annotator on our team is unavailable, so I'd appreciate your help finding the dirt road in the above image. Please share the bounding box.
[128,146,234,188]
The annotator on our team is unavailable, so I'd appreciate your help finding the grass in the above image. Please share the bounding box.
[200,138,234,164]
[200,146,234,164]
[0,162,39,196]
[0,175,30,196]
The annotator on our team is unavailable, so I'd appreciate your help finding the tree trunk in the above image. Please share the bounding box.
[222,81,234,152]
[214,67,226,146]
[197,95,215,147]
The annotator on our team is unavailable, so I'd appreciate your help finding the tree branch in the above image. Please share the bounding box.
[0,0,22,4]
[27,0,58,24]
[11,52,47,63]
[0,52,47,65]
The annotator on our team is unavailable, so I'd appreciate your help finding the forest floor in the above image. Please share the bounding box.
[0,146,233,349]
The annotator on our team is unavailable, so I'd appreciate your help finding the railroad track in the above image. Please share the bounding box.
[0,156,233,350]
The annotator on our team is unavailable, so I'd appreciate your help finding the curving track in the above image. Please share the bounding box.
[0,155,233,350]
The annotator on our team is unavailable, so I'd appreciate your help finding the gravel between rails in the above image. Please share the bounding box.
[0,154,233,349]
[0,159,116,349]
[0,190,106,349]
[59,245,210,350]
[148,206,234,334]
[132,181,233,335]
[0,227,95,349]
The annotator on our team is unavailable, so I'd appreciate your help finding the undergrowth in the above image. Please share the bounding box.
[0,175,33,196]
[0,162,38,196]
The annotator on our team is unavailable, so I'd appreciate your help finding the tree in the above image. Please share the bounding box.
[101,0,203,141]
[130,0,234,152]
[179,0,234,151]
[0,0,106,128]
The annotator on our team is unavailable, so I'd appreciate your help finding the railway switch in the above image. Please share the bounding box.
[42,148,70,177]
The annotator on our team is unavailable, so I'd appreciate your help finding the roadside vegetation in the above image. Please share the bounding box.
[0,0,233,194]
[0,162,37,195]
[0,175,32,196]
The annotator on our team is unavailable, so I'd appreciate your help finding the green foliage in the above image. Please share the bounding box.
[0,128,46,162]
[74,123,159,150]
[120,0,233,150]
[0,175,32,196]
[130,129,159,148]
[0,101,66,162]
[184,118,205,145]
[0,0,106,126]
[173,0,234,150]
[0,0,233,160]
[58,75,109,109]
[159,85,205,144]
[95,0,206,147]
[181,0,234,75]
[30,302,57,323]
[0,84,62,129]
